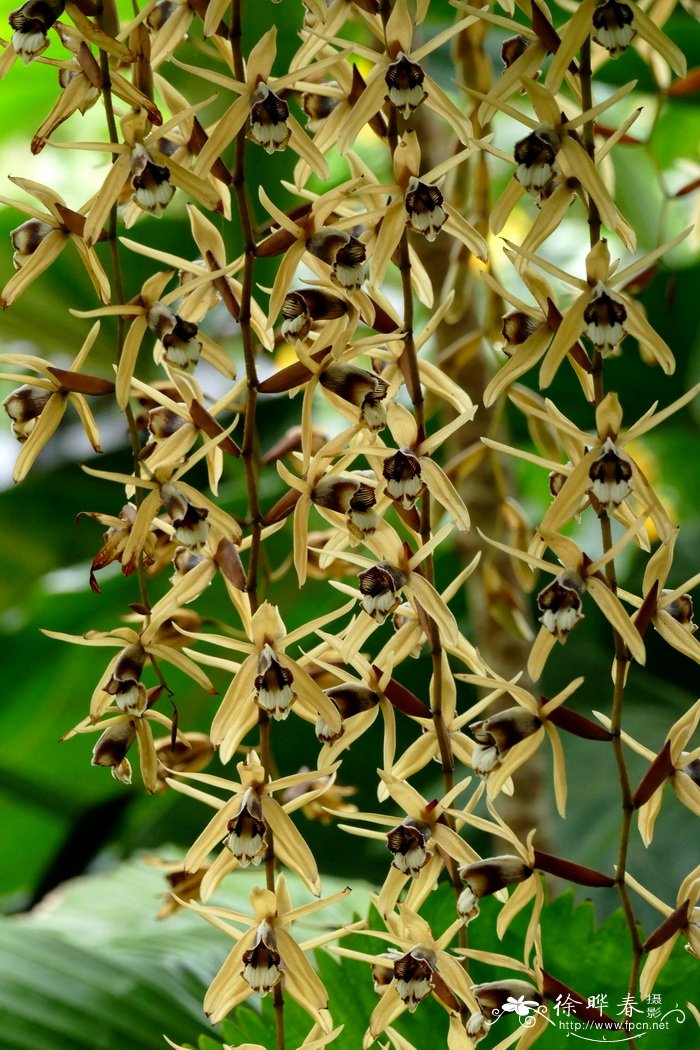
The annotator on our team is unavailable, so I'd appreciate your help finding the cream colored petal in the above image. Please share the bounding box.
[205,935,256,1022]
[527,627,557,682]
[483,326,551,408]
[202,0,229,36]
[12,393,66,483]
[1,228,67,307]
[289,115,329,180]
[410,253,433,311]
[278,655,342,734]
[134,718,158,793]
[84,153,131,247]
[263,798,321,896]
[378,864,409,919]
[194,93,251,178]
[490,177,524,235]
[388,726,438,785]
[164,155,223,212]
[212,661,259,761]
[435,952,479,1012]
[116,314,148,410]
[337,72,387,155]
[537,451,596,537]
[147,643,216,693]
[478,43,545,126]
[419,458,470,532]
[672,773,700,817]
[407,574,459,647]
[632,2,686,76]
[520,185,574,261]
[623,298,675,375]
[654,610,700,664]
[367,985,406,1043]
[432,823,480,867]
[539,293,589,390]
[487,729,544,801]
[280,768,342,813]
[639,937,677,1001]
[544,0,597,90]
[443,204,487,261]
[669,699,700,762]
[517,79,560,128]
[637,788,663,847]
[185,795,242,871]
[402,853,444,915]
[423,74,472,144]
[587,576,645,664]
[279,932,331,1020]
[560,137,625,244]
[69,394,102,453]
[70,239,111,304]
[268,239,307,324]
[370,199,406,289]
[544,722,567,818]
[377,769,427,819]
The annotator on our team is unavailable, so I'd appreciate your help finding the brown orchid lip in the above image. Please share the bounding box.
[593,0,636,56]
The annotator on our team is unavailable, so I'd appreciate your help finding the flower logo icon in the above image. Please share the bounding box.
[502,995,541,1017]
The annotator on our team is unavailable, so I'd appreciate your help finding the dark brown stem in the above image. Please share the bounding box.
[230,2,282,1046]
[379,14,460,909]
[586,93,641,1049]
[98,43,160,640]
[579,37,601,248]
[230,0,262,612]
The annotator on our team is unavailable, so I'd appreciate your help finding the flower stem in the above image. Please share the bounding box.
[98,40,160,646]
[230,0,263,612]
[230,3,283,1046]
[584,78,642,1047]
[378,9,460,911]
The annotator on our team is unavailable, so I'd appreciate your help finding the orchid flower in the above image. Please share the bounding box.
[73,265,237,409]
[322,0,474,154]
[1,321,111,482]
[178,597,349,762]
[505,231,691,388]
[480,524,647,679]
[323,523,463,660]
[483,388,686,552]
[57,105,223,247]
[455,671,599,817]
[0,178,110,307]
[482,78,638,250]
[618,526,700,665]
[180,874,362,1029]
[174,26,344,179]
[545,0,686,92]
[625,865,700,999]
[337,768,482,918]
[359,130,487,290]
[80,423,243,576]
[333,903,479,1046]
[166,749,340,896]
[595,699,700,845]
